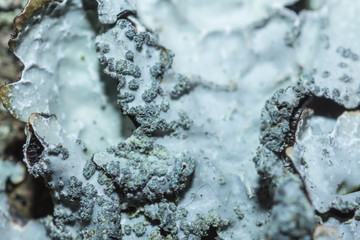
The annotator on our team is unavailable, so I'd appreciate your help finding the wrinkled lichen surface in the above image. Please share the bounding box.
[1,0,360,239]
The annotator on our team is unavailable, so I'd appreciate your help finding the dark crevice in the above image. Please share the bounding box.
[149,219,161,226]
[316,208,356,223]
[117,10,137,21]
[288,95,312,146]
[143,215,163,231]
[306,96,347,119]
[255,177,274,210]
[285,0,310,14]
[29,177,54,218]
[25,125,44,166]
[123,205,137,214]
[128,115,140,128]
[288,95,349,147]
[201,226,219,240]
[286,0,324,14]
[160,228,168,237]
[98,10,137,32]
[141,215,172,238]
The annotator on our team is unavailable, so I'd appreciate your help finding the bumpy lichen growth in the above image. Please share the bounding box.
[94,136,195,202]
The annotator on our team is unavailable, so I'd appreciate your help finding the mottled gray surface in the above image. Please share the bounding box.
[1,0,360,239]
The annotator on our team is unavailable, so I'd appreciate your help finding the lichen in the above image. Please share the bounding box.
[2,0,360,239]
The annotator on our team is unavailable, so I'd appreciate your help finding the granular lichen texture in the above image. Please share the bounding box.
[1,0,360,239]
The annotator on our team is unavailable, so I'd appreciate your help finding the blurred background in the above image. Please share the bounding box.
[0,0,53,226]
